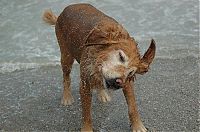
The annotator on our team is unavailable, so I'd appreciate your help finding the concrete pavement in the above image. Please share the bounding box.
[0,57,199,131]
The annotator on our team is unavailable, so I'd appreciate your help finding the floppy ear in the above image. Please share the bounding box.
[85,27,119,47]
[141,39,156,64]
[137,39,156,74]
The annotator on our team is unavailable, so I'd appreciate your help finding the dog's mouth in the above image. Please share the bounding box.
[103,78,122,90]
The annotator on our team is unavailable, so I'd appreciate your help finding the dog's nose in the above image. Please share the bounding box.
[115,78,123,85]
[106,78,123,89]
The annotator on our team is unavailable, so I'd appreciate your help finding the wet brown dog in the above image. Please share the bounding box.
[43,3,156,132]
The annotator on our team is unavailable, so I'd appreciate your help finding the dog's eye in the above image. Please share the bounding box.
[119,51,125,63]
[128,70,135,77]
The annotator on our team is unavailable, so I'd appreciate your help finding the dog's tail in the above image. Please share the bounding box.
[42,9,58,25]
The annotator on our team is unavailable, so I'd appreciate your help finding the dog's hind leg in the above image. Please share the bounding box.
[56,30,74,106]
[60,52,74,106]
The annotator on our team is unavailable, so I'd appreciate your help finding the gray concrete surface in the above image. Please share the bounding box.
[0,57,199,131]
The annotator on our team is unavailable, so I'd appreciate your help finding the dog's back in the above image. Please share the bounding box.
[55,4,118,62]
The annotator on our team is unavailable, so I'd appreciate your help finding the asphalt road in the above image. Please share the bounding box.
[0,57,199,131]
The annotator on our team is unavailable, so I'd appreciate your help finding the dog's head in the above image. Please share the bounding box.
[96,39,156,90]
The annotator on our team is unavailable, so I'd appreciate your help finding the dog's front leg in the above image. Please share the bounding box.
[123,82,147,132]
[80,80,93,132]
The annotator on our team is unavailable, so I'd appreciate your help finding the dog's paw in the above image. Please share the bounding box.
[81,127,93,132]
[61,95,74,106]
[132,123,147,132]
[97,89,111,103]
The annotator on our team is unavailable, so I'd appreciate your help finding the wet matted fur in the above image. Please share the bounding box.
[43,3,156,132]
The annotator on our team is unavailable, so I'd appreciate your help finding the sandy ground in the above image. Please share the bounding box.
[0,57,199,131]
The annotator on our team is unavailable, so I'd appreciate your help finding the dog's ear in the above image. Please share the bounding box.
[141,39,156,64]
[136,39,156,74]
[85,27,118,46]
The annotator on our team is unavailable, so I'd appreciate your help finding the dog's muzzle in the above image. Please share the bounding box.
[105,78,123,90]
